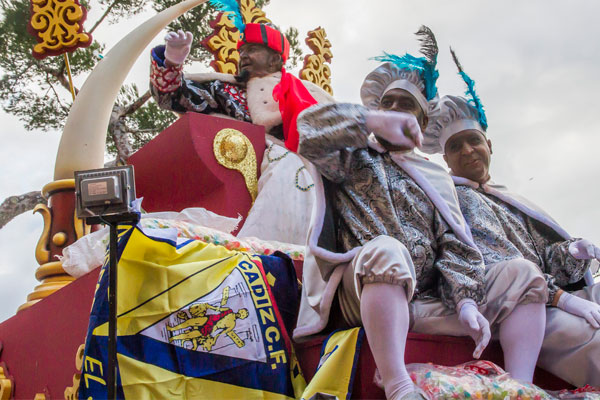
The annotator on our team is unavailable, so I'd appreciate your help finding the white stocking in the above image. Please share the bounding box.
[361,282,414,400]
[499,302,546,382]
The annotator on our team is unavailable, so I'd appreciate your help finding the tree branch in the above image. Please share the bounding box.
[88,0,120,34]
[45,73,67,109]
[33,59,78,94]
[135,128,161,134]
[109,105,134,165]
[121,90,152,116]
[0,191,45,230]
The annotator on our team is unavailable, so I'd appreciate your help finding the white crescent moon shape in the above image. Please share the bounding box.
[54,0,209,179]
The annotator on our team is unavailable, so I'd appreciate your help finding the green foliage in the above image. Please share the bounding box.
[0,0,302,156]
[106,84,176,155]
[284,27,302,69]
[96,0,150,24]
[0,79,69,130]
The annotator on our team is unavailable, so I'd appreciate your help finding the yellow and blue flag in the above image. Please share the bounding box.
[301,328,364,400]
[79,225,305,399]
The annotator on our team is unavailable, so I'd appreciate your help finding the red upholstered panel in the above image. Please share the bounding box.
[129,113,265,221]
[296,332,571,399]
[0,269,99,399]
[292,254,571,396]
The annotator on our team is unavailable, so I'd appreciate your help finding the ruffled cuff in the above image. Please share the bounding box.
[297,103,371,153]
[457,298,478,312]
[445,286,486,311]
[150,45,183,93]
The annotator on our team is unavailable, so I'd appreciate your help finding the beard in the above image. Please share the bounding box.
[234,69,250,83]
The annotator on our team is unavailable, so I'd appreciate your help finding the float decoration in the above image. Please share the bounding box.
[202,0,270,75]
[28,0,92,99]
[18,180,81,312]
[0,343,13,400]
[28,0,92,59]
[300,27,333,96]
[213,128,258,202]
[63,344,85,400]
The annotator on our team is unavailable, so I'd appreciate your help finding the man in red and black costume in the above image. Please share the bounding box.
[149,22,334,245]
[150,23,333,150]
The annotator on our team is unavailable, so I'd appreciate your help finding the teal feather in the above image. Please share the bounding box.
[371,52,438,101]
[450,47,488,130]
[209,0,245,33]
[371,26,439,101]
[372,52,427,73]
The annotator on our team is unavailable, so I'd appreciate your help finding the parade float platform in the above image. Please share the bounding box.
[0,114,571,398]
[0,263,570,398]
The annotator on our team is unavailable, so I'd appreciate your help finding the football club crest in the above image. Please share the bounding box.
[140,268,268,362]
[79,226,305,399]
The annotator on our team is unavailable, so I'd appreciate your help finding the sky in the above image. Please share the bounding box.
[1,0,600,323]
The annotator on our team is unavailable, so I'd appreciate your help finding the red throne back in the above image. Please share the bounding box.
[129,113,265,220]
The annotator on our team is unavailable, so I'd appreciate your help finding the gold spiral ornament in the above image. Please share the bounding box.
[213,129,258,202]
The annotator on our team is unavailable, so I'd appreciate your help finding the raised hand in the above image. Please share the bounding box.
[164,30,193,66]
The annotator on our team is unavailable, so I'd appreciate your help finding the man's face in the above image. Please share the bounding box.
[378,88,427,130]
[443,129,493,183]
[238,43,280,79]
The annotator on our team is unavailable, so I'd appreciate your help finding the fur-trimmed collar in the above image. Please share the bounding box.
[184,71,240,85]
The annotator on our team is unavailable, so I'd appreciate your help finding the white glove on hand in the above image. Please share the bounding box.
[458,300,491,359]
[557,291,600,329]
[164,30,193,66]
[365,110,423,150]
[569,239,600,261]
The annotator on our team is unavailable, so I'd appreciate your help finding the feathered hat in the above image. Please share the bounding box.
[422,48,488,154]
[361,26,439,114]
[209,0,290,62]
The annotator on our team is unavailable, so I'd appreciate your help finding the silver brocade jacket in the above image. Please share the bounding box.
[455,185,589,305]
[297,103,485,311]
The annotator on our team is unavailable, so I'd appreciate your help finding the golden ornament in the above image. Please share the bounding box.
[29,0,92,59]
[213,129,258,202]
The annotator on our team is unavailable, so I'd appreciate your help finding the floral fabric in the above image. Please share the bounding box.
[140,218,304,261]
[296,102,485,309]
[456,185,589,304]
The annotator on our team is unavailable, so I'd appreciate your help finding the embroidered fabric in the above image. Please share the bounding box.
[237,140,315,245]
[297,102,485,309]
[150,46,251,121]
[61,216,305,278]
[456,185,589,304]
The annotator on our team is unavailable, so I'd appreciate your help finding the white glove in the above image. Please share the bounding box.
[164,30,193,66]
[569,239,600,261]
[458,300,491,359]
[365,110,423,150]
[557,291,600,329]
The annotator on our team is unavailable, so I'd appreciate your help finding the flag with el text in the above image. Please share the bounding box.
[79,224,305,399]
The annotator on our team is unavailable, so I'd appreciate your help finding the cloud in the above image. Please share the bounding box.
[0,212,45,322]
